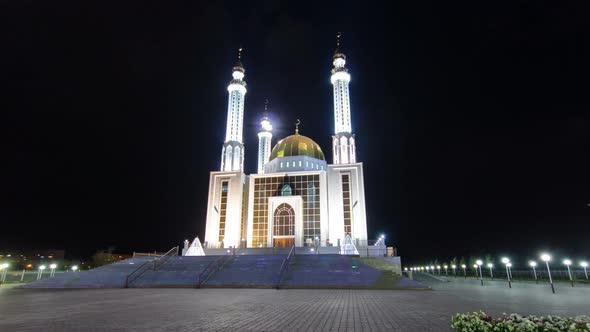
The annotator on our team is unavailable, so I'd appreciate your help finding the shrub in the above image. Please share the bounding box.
[451,311,590,332]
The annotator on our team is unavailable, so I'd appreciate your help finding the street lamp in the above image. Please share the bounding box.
[37,265,46,280]
[476,260,483,286]
[501,257,511,288]
[487,263,494,279]
[436,265,441,275]
[541,253,555,294]
[0,263,9,283]
[529,261,538,284]
[451,264,457,277]
[443,265,448,276]
[563,259,574,287]
[580,262,588,280]
[430,265,435,273]
[71,265,79,272]
[461,264,467,279]
[49,263,57,277]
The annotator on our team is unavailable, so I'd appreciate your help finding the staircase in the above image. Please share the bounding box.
[203,255,285,288]
[281,255,382,288]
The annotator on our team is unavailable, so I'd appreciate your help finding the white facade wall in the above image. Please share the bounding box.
[204,171,247,248]
[327,163,368,246]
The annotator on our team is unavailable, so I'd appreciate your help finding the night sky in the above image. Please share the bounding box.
[3,1,589,264]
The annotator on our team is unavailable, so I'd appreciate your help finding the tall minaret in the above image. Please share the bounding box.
[257,100,273,174]
[220,48,247,172]
[331,33,356,165]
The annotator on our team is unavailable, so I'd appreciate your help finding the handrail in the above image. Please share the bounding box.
[196,255,231,288]
[125,260,153,288]
[153,246,179,271]
[275,245,296,289]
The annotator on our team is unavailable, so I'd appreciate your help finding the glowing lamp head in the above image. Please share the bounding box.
[541,254,551,262]
[529,261,537,267]
[501,257,510,264]
[39,265,46,270]
[487,263,493,268]
[580,262,588,268]
[473,264,477,268]
[72,265,79,271]
[507,263,512,268]
[436,265,441,269]
[443,265,448,269]
[404,267,408,271]
[49,264,57,269]
[0,263,8,269]
[451,265,456,269]
[461,264,466,268]
[563,259,572,266]
[430,266,434,269]
[260,118,272,132]
[476,260,483,266]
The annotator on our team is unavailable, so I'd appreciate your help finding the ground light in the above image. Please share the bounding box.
[529,261,538,284]
[487,263,494,279]
[451,264,457,277]
[563,259,574,287]
[476,260,483,286]
[501,257,512,288]
[541,253,555,294]
[581,262,589,280]
[461,264,467,279]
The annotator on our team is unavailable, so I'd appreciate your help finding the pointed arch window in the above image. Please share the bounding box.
[281,184,292,196]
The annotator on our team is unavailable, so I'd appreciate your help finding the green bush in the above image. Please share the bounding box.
[451,311,590,332]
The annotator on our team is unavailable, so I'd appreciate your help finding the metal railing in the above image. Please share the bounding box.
[195,255,232,288]
[275,245,296,289]
[153,246,179,271]
[132,251,167,258]
[125,260,154,288]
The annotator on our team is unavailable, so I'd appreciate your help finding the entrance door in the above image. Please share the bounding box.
[273,238,295,248]
[273,203,295,247]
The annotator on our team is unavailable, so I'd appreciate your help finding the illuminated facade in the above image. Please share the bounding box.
[204,37,367,250]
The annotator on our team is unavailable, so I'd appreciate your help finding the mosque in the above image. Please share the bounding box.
[201,35,368,251]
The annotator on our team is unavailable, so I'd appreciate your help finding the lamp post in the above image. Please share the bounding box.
[71,265,79,272]
[436,265,441,275]
[487,263,494,279]
[451,264,457,277]
[563,259,574,287]
[501,257,511,288]
[541,253,555,294]
[472,264,478,280]
[581,262,588,280]
[529,261,538,284]
[444,265,448,276]
[49,263,57,277]
[476,260,483,286]
[37,265,46,280]
[0,263,9,284]
[430,266,435,274]
[461,264,467,279]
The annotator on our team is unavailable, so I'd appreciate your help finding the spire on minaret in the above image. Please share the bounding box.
[221,48,248,172]
[295,119,300,135]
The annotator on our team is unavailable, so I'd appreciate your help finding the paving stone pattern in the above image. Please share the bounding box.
[1,278,588,331]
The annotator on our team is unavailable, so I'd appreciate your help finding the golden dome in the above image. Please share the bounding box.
[269,134,325,161]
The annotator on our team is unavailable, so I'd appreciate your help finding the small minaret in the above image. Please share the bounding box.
[257,100,273,174]
[220,48,247,172]
[331,33,356,164]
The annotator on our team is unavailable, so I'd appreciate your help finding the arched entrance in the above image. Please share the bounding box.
[273,203,295,247]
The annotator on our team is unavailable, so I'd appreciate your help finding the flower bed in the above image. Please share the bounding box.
[451,311,590,331]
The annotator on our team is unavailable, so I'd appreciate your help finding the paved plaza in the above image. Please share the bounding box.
[1,279,588,331]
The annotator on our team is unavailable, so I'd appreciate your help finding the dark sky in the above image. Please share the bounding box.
[2,1,589,264]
